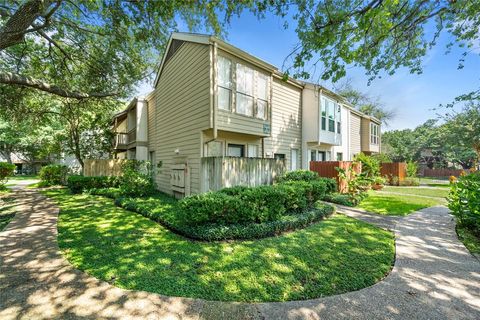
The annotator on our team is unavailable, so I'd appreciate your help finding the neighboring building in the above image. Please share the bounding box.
[112,32,381,196]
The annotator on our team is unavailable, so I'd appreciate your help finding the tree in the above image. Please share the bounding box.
[0,0,256,99]
[276,0,480,103]
[335,79,395,125]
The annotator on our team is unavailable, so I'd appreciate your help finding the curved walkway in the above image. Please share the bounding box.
[1,189,479,320]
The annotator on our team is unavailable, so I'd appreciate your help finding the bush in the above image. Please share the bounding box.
[119,160,156,197]
[39,164,69,186]
[67,175,121,193]
[0,162,16,188]
[322,192,368,207]
[399,177,420,186]
[406,161,418,178]
[355,152,380,179]
[448,171,480,235]
[87,187,121,199]
[276,170,319,183]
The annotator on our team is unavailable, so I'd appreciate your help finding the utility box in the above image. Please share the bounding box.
[170,163,190,199]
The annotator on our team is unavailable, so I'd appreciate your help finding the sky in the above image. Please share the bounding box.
[137,10,480,132]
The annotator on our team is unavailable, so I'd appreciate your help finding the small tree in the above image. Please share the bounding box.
[0,162,16,189]
[406,161,418,178]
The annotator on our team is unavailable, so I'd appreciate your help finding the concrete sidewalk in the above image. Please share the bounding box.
[1,189,479,319]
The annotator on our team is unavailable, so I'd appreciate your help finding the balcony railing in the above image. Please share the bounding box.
[113,132,128,150]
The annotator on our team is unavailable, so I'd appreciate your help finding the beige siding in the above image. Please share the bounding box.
[216,111,269,137]
[146,95,156,150]
[360,118,380,153]
[350,113,361,156]
[149,42,211,195]
[264,78,302,170]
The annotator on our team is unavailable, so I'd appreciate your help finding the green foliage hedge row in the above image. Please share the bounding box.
[322,192,367,207]
[180,179,334,226]
[67,175,121,194]
[39,164,69,186]
[0,162,16,187]
[114,195,334,241]
[448,172,480,235]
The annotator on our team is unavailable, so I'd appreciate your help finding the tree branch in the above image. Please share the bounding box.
[0,72,118,99]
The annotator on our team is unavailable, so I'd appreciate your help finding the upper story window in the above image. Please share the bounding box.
[370,123,379,145]
[218,56,232,111]
[216,56,269,120]
[321,96,340,134]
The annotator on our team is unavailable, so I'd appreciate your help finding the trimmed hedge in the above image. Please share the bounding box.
[180,180,333,226]
[67,175,121,194]
[322,192,368,207]
[115,195,334,241]
[39,164,69,186]
[88,187,122,199]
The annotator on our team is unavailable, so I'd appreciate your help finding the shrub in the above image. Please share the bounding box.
[355,152,380,179]
[218,185,249,196]
[0,162,16,188]
[322,192,368,207]
[119,160,156,197]
[86,187,121,199]
[448,171,480,235]
[67,175,121,193]
[39,164,69,186]
[276,170,319,183]
[406,161,418,178]
[399,177,420,186]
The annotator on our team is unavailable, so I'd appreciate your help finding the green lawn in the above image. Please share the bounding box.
[358,191,443,216]
[0,195,16,231]
[8,175,39,180]
[381,186,450,198]
[44,188,394,302]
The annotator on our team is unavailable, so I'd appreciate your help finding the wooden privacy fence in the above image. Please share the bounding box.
[202,157,286,192]
[380,162,406,185]
[83,159,126,176]
[309,161,361,193]
[423,168,464,177]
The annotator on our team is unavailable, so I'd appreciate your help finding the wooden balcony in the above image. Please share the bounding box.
[113,132,128,150]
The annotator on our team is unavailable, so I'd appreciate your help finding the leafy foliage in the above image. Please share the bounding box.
[67,175,121,194]
[406,161,418,178]
[38,164,68,186]
[448,172,480,235]
[119,160,156,197]
[0,162,16,188]
[276,169,320,183]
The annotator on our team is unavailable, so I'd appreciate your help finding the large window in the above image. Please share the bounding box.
[321,96,340,133]
[217,56,269,120]
[228,144,245,157]
[370,123,379,145]
[217,56,232,111]
[256,73,268,120]
[247,144,259,157]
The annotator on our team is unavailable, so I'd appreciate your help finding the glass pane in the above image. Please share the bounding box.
[218,56,231,88]
[236,93,253,116]
[218,87,231,110]
[291,149,298,170]
[321,98,326,116]
[321,117,326,130]
[328,101,334,119]
[257,99,267,120]
[228,144,244,157]
[310,150,317,161]
[248,145,258,157]
[257,73,268,100]
[236,63,254,95]
[329,119,335,132]
[337,121,341,134]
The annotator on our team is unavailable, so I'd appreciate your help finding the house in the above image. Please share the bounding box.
[111,32,381,197]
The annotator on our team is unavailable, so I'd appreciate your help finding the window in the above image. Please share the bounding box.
[228,144,244,157]
[336,152,343,161]
[291,149,298,170]
[274,153,285,160]
[319,151,326,161]
[328,101,335,132]
[310,150,317,162]
[236,63,254,116]
[336,104,341,134]
[321,98,327,130]
[205,141,223,157]
[256,73,268,120]
[370,123,379,145]
[247,144,259,157]
[217,56,232,111]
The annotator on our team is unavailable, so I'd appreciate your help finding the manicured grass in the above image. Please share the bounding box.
[381,186,450,198]
[8,175,39,181]
[358,191,443,216]
[0,195,16,231]
[44,188,395,302]
[456,226,480,255]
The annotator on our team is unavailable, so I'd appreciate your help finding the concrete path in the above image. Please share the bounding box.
[1,189,479,320]
[334,204,401,230]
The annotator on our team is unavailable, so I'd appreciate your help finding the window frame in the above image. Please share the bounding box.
[370,123,380,145]
[227,143,245,157]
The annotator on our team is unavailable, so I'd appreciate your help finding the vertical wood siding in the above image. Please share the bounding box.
[350,113,361,156]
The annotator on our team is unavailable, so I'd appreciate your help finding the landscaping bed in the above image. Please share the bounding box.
[44,188,395,302]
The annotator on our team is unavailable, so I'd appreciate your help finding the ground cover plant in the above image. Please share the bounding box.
[43,188,395,302]
[358,191,443,216]
[448,171,480,250]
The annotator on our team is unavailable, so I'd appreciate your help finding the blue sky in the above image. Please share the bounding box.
[138,10,480,131]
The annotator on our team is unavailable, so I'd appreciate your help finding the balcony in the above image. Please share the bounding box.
[113,132,128,150]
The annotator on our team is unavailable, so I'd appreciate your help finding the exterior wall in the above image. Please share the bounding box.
[149,42,211,195]
[331,105,351,160]
[116,119,127,132]
[127,108,136,132]
[147,94,156,150]
[202,130,262,157]
[361,118,381,153]
[264,77,302,170]
[349,113,362,157]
